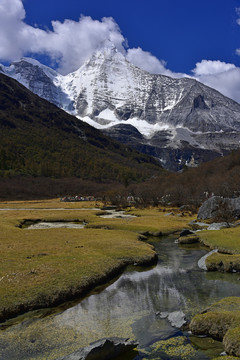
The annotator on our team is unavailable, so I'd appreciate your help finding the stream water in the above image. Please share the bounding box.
[1,236,240,359]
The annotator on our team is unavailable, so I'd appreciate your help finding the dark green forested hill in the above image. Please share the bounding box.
[0,73,162,185]
[125,147,240,208]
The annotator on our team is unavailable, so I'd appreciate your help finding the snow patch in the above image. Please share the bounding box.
[79,113,174,137]
[126,118,172,137]
[21,57,43,67]
[96,109,119,121]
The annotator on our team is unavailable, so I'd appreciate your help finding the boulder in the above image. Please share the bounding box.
[57,337,138,360]
[197,196,240,220]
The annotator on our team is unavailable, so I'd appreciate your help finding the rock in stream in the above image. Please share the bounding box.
[57,337,138,360]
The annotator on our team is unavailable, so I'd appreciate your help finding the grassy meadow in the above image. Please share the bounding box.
[0,200,194,322]
[198,226,240,272]
[191,227,240,357]
[190,297,240,357]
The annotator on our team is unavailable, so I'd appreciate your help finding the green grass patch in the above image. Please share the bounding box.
[0,199,102,209]
[87,207,195,234]
[199,226,240,254]
[190,297,240,357]
[198,226,240,272]
[206,253,240,272]
[0,200,167,322]
[213,357,240,360]
[148,336,197,360]
[224,327,240,357]
[0,201,194,322]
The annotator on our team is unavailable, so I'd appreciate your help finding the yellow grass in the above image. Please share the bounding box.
[0,200,194,322]
[87,207,195,234]
[190,297,240,357]
[198,226,240,272]
[0,199,102,209]
[199,226,240,254]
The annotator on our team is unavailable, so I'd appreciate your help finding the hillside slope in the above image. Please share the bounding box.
[126,148,240,208]
[0,73,162,184]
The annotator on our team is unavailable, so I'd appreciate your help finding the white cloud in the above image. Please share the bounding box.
[126,47,167,74]
[40,16,126,74]
[0,0,186,77]
[193,60,236,76]
[1,0,240,103]
[126,47,187,78]
[192,60,240,103]
[236,7,240,25]
[236,8,240,55]
[0,0,126,74]
[0,0,44,60]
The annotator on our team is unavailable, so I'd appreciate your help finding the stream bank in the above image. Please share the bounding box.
[1,236,240,359]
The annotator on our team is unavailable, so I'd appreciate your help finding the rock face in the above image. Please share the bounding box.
[2,42,240,170]
[0,58,71,109]
[197,196,240,220]
[57,337,138,360]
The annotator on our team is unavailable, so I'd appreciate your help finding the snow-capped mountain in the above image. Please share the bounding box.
[2,41,240,170]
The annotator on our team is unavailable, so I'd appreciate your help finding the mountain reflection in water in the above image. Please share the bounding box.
[1,237,240,360]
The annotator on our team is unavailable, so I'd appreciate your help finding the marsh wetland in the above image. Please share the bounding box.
[0,200,240,359]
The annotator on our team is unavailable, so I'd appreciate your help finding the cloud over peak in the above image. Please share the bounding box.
[0,0,127,74]
[1,0,240,103]
[192,60,240,103]
[0,0,183,77]
[193,60,236,76]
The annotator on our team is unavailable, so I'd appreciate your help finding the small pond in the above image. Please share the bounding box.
[27,221,86,229]
[99,210,137,219]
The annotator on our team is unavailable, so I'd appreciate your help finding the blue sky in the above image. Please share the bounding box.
[22,0,240,73]
[1,0,240,102]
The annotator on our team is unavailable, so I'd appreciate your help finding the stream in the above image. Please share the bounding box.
[1,236,240,359]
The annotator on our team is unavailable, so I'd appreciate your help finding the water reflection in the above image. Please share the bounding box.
[1,237,240,359]
[27,221,85,229]
[54,238,240,345]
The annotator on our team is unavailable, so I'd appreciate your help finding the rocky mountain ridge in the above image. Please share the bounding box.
[1,42,240,170]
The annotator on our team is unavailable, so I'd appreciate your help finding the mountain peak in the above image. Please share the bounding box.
[2,47,240,171]
[89,39,125,62]
[80,39,127,74]
[11,57,61,78]
[16,57,43,67]
[98,39,118,51]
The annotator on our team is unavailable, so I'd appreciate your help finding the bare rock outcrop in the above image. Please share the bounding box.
[197,196,240,220]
